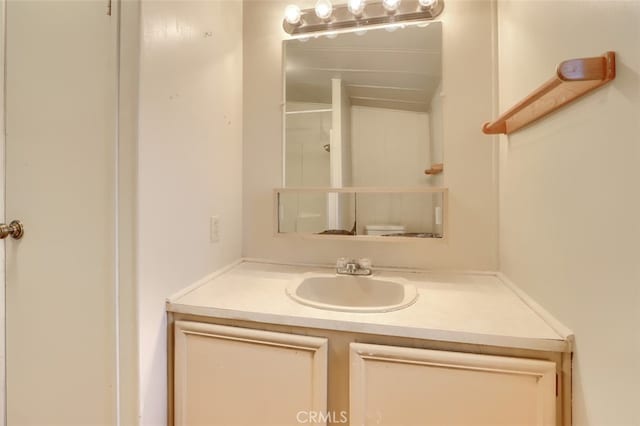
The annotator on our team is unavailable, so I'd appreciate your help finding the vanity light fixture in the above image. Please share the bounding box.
[418,0,437,9]
[282,0,444,35]
[347,0,366,17]
[284,4,303,25]
[382,0,400,13]
[315,0,334,20]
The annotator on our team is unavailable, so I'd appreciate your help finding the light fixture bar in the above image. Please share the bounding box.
[283,0,443,35]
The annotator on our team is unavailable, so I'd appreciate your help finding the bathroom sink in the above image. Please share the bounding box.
[286,273,418,313]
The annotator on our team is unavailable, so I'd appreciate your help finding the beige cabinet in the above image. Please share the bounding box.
[350,343,556,426]
[173,321,328,426]
[172,320,564,426]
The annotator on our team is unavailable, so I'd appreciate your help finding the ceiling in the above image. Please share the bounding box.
[285,22,442,113]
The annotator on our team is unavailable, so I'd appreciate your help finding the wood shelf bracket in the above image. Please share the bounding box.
[483,51,616,135]
[424,163,444,175]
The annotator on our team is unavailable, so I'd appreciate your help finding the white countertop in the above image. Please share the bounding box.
[167,260,572,352]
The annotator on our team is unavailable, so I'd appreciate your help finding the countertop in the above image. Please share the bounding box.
[167,260,573,352]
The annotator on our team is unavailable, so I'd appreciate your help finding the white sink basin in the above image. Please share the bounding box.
[286,273,418,313]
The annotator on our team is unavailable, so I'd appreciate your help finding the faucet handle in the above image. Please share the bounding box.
[358,258,372,269]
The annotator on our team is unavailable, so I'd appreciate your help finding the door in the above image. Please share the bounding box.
[174,321,328,426]
[3,1,119,424]
[350,343,557,426]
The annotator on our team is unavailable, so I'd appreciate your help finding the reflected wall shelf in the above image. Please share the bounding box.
[483,51,616,135]
[424,163,444,175]
[285,108,332,115]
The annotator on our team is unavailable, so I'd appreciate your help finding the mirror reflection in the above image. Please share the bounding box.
[284,22,443,187]
[277,190,444,238]
[283,22,443,238]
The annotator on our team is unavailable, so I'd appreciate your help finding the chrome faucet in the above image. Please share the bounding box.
[336,258,372,276]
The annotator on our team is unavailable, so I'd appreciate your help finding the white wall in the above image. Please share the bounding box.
[338,82,352,188]
[429,81,444,187]
[137,1,243,424]
[351,106,435,234]
[429,82,445,234]
[243,0,498,269]
[497,1,640,424]
[351,106,431,187]
[336,81,353,228]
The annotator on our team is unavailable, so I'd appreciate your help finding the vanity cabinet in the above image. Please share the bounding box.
[350,343,556,426]
[171,319,565,426]
[173,321,328,426]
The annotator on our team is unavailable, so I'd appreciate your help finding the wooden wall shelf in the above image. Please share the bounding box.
[424,163,444,175]
[483,51,616,135]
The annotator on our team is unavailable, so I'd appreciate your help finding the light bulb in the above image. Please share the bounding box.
[382,0,400,12]
[418,0,436,8]
[314,0,333,20]
[284,5,302,25]
[347,0,366,17]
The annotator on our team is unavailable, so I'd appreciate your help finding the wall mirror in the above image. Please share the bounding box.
[282,22,444,238]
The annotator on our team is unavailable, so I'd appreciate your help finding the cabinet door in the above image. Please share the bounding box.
[174,321,328,426]
[350,343,556,426]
